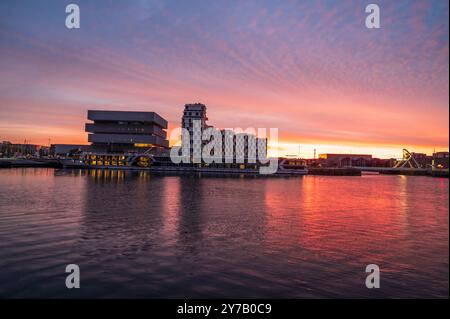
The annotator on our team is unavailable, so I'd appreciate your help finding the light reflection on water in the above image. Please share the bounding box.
[0,168,448,298]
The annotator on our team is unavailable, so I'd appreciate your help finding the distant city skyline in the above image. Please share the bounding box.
[0,0,448,159]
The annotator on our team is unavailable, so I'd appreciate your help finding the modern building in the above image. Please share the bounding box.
[85,110,169,154]
[222,131,268,163]
[181,103,209,156]
[0,141,48,158]
[369,157,397,168]
[433,151,449,169]
[180,103,267,163]
[50,144,90,157]
[318,153,373,167]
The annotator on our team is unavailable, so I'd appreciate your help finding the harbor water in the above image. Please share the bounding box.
[0,168,448,298]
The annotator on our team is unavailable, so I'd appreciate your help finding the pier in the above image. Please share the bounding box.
[307,167,361,176]
[0,158,61,168]
[358,167,429,175]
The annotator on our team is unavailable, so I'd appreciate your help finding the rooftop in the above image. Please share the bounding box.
[87,110,168,128]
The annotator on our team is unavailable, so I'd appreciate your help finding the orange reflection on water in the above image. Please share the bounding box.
[264,175,449,268]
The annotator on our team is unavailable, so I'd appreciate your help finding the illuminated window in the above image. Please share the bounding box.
[134,143,155,147]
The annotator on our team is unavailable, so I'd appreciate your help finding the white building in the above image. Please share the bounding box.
[181,103,267,163]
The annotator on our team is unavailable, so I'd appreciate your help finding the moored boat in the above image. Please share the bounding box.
[60,153,308,176]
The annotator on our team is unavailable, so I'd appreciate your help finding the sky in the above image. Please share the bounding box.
[0,0,448,158]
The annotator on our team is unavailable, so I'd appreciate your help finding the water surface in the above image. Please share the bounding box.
[0,168,448,298]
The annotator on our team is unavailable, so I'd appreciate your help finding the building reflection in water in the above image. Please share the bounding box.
[176,175,205,256]
[79,169,166,263]
[0,169,446,297]
[58,170,447,297]
[161,176,181,244]
[163,175,271,270]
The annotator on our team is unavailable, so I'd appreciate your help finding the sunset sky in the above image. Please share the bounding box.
[0,0,448,158]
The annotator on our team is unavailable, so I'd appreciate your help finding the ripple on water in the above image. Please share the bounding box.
[0,169,448,298]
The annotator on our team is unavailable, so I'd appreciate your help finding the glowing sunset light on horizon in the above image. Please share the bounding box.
[0,0,448,159]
